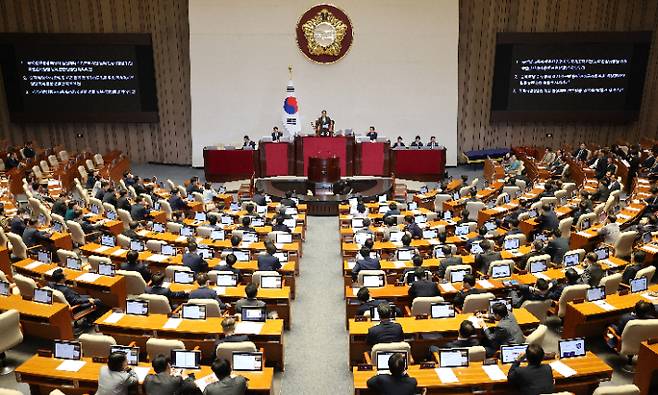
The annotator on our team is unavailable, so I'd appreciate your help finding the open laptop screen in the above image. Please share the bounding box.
[559,338,586,359]
[181,304,206,320]
[126,299,149,316]
[376,350,408,371]
[241,306,266,322]
[500,344,529,364]
[630,277,648,293]
[430,302,455,318]
[110,345,140,366]
[232,352,264,371]
[439,349,469,368]
[54,340,81,360]
[171,349,201,369]
[586,286,606,302]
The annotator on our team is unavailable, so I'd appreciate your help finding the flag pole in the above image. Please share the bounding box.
[288,65,293,80]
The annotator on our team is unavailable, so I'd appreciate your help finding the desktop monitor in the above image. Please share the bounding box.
[171,349,201,369]
[126,299,149,316]
[558,338,586,359]
[232,352,264,371]
[491,264,511,279]
[181,303,206,320]
[65,257,82,271]
[230,202,240,211]
[586,286,606,302]
[37,250,52,263]
[242,232,258,243]
[443,211,452,220]
[362,274,385,288]
[630,277,648,293]
[529,260,548,274]
[376,350,408,371]
[408,202,418,211]
[241,306,267,322]
[0,280,10,296]
[430,302,455,319]
[449,269,469,283]
[470,242,484,255]
[54,340,81,360]
[110,345,140,366]
[98,262,115,277]
[484,221,498,231]
[275,233,293,244]
[152,222,166,233]
[215,273,238,287]
[194,212,207,221]
[452,192,460,200]
[51,221,63,233]
[130,240,145,252]
[273,252,289,262]
[100,234,116,247]
[221,216,234,225]
[33,288,53,304]
[489,297,513,315]
[500,344,529,364]
[210,230,225,241]
[594,247,610,261]
[527,209,538,219]
[455,224,469,236]
[423,229,438,240]
[433,246,446,258]
[563,253,580,268]
[106,210,117,220]
[153,201,161,210]
[504,194,511,204]
[197,247,213,259]
[260,275,283,289]
[173,270,195,284]
[283,218,296,228]
[439,349,469,368]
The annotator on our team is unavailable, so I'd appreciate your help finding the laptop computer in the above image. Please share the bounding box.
[491,264,511,279]
[110,345,140,366]
[430,302,455,318]
[181,303,206,320]
[173,270,195,284]
[376,350,408,372]
[65,257,82,271]
[241,306,267,322]
[98,262,115,277]
[558,338,586,359]
[362,274,385,288]
[586,286,606,302]
[232,351,264,371]
[215,273,238,287]
[449,269,469,283]
[500,344,529,364]
[126,299,149,316]
[439,349,469,368]
[33,288,53,304]
[54,340,81,360]
[171,349,201,369]
[630,277,648,293]
[260,275,283,289]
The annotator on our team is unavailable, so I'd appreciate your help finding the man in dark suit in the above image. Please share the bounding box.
[145,272,188,302]
[383,202,400,218]
[213,253,242,282]
[10,208,28,235]
[22,218,51,247]
[280,191,297,208]
[622,251,649,285]
[272,215,291,233]
[518,240,546,270]
[355,287,403,317]
[167,190,187,211]
[536,204,559,232]
[315,110,333,136]
[366,126,378,141]
[573,143,588,161]
[189,273,226,309]
[102,188,118,207]
[581,252,605,287]
[271,126,283,142]
[403,215,422,239]
[606,300,655,348]
[130,196,151,221]
[116,190,132,212]
[591,179,611,202]
[366,352,417,395]
[475,240,502,274]
[183,242,208,275]
[121,222,140,240]
[605,156,618,176]
[242,135,256,149]
[507,344,554,395]
[366,303,404,346]
[482,303,526,357]
[544,229,568,264]
[593,152,609,179]
[453,274,481,309]
[252,188,267,206]
[143,355,185,395]
[547,268,581,301]
[120,250,151,282]
[352,247,381,281]
[437,246,463,278]
[22,141,36,159]
[608,174,622,193]
[49,269,107,321]
[186,177,202,194]
[407,267,440,300]
[257,243,282,271]
[430,320,478,354]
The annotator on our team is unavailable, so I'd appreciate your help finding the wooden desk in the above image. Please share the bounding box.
[353,352,611,395]
[347,310,539,365]
[634,341,658,395]
[16,355,274,395]
[563,285,658,338]
[0,246,11,280]
[0,294,73,339]
[95,311,285,369]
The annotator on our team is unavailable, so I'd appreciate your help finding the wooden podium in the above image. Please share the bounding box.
[308,156,340,184]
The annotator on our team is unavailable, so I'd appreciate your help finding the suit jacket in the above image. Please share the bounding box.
[537,211,559,232]
[52,201,67,217]
[189,286,225,309]
[10,217,26,236]
[366,374,417,395]
[234,297,266,313]
[272,224,291,233]
[168,196,187,211]
[130,204,150,221]
[145,285,187,301]
[507,361,554,395]
[119,262,151,282]
[142,372,183,395]
[622,263,642,284]
[117,197,132,212]
[352,257,381,280]
[405,223,422,239]
[545,237,568,264]
[102,192,118,207]
[366,320,404,346]
[48,282,90,306]
[574,148,588,161]
[581,264,605,287]
[592,185,610,202]
[444,337,480,348]
[257,254,282,271]
[475,251,502,274]
[280,198,297,208]
[96,365,138,395]
[203,375,247,395]
[183,253,208,274]
[252,193,267,206]
[383,209,400,218]
[22,226,48,247]
[408,279,440,300]
[271,131,283,141]
[366,131,378,140]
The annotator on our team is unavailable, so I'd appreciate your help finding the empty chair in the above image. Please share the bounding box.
[88,256,112,273]
[39,160,50,173]
[78,165,88,180]
[7,232,29,260]
[187,299,222,317]
[166,179,177,192]
[215,341,257,363]
[558,217,573,238]
[32,165,44,180]
[116,270,147,297]
[13,274,37,300]
[167,222,183,234]
[617,319,658,371]
[146,338,185,361]
[521,300,551,323]
[66,221,87,246]
[575,212,596,230]
[103,203,118,218]
[117,209,133,230]
[502,186,521,197]
[47,154,59,168]
[540,197,557,207]
[599,273,623,295]
[85,159,95,171]
[0,310,23,374]
[159,200,173,220]
[117,234,131,249]
[562,182,577,196]
[146,240,166,253]
[461,292,494,314]
[93,153,104,166]
[614,231,637,259]
[58,150,69,162]
[357,270,386,288]
[370,341,412,366]
[433,194,451,211]
[465,201,485,220]
[592,384,640,395]
[553,190,567,202]
[495,193,509,206]
[197,226,213,238]
[515,179,527,191]
[177,185,187,198]
[137,293,172,315]
[636,266,656,282]
[467,346,486,362]
[557,284,590,318]
[410,296,445,316]
[459,186,472,197]
[79,333,117,358]
[74,183,89,205]
[525,324,548,346]
[56,249,78,266]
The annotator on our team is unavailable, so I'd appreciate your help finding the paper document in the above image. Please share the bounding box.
[235,321,264,335]
[482,364,506,381]
[466,316,482,329]
[576,231,591,237]
[477,280,494,289]
[163,318,182,329]
[76,273,101,283]
[103,312,124,324]
[94,245,112,253]
[146,254,168,262]
[56,360,86,372]
[25,261,44,270]
[213,286,226,295]
[176,236,188,243]
[641,292,658,302]
[550,360,577,377]
[435,367,459,383]
[533,272,551,281]
[137,230,150,237]
[352,288,360,296]
[440,283,457,293]
[592,300,616,311]
[134,366,151,383]
[195,373,218,391]
[111,248,128,257]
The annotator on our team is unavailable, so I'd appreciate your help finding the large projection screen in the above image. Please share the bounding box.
[189,0,459,167]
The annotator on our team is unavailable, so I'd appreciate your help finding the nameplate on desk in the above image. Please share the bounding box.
[94,245,112,253]
[163,318,182,329]
[481,364,506,381]
[434,367,459,383]
[24,261,44,270]
[643,245,658,254]
[111,248,128,257]
[592,300,616,311]
[56,359,86,372]
[103,312,124,324]
[549,360,577,377]
[76,273,101,283]
[235,321,264,335]
[477,280,494,289]
[617,214,632,220]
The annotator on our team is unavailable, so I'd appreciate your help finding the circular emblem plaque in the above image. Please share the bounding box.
[296,4,353,64]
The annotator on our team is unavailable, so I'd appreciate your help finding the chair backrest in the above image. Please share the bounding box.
[504,234,526,246]
[116,270,147,296]
[445,265,472,281]
[215,341,257,362]
[619,319,658,357]
[93,153,104,166]
[554,190,567,201]
[192,192,204,204]
[79,333,117,358]
[66,221,86,246]
[559,217,573,238]
[465,201,486,220]
[370,341,411,366]
[177,185,187,198]
[146,338,185,361]
[7,232,28,259]
[562,249,586,266]
[462,292,495,314]
[167,222,183,234]
[146,240,165,253]
[459,186,472,197]
[558,284,590,317]
[56,249,78,265]
[357,270,386,287]
[252,271,280,287]
[197,226,213,238]
[488,260,515,276]
[117,234,131,249]
[167,179,177,192]
[520,300,551,323]
[592,384,640,395]
[576,212,596,229]
[433,194,451,211]
[58,150,69,162]
[43,287,70,307]
[140,193,154,207]
[13,274,37,299]
[562,182,577,195]
[78,165,88,179]
[0,309,23,353]
[165,265,192,280]
[593,203,605,218]
[502,186,521,198]
[39,160,50,173]
[32,165,43,179]
[495,193,509,206]
[117,209,133,230]
[540,197,558,207]
[411,296,445,316]
[0,227,8,249]
[525,324,548,346]
[89,197,105,214]
[467,346,487,362]
[88,256,111,273]
[51,214,68,232]
[614,231,637,258]
[103,203,118,217]
[526,254,551,269]
[636,266,656,282]
[137,293,172,315]
[159,200,173,220]
[187,299,222,317]
[599,272,623,295]
[48,154,59,167]
[74,183,89,205]
[207,270,235,284]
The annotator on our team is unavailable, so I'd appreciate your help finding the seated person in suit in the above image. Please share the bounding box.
[234,283,266,313]
[401,254,424,284]
[130,196,151,221]
[120,250,151,282]
[167,190,188,211]
[547,268,581,301]
[145,271,188,302]
[430,320,478,354]
[535,204,559,232]
[453,274,481,309]
[22,218,52,247]
[366,303,404,347]
[10,207,28,235]
[410,135,423,148]
[366,352,417,395]
[392,136,405,148]
[512,278,549,308]
[456,209,472,225]
[366,126,378,141]
[272,215,291,233]
[427,135,440,148]
[507,344,554,395]
[407,267,440,300]
[183,242,208,275]
[606,300,655,348]
[271,126,283,142]
[97,351,139,395]
[280,191,297,208]
[481,303,526,357]
[189,273,226,309]
[544,229,568,264]
[237,216,255,233]
[186,176,202,195]
[205,358,247,395]
[475,240,502,274]
[356,239,379,261]
[143,354,186,395]
[518,240,545,271]
[116,191,132,212]
[466,226,487,250]
[622,251,649,285]
[214,317,250,353]
[242,135,256,149]
[396,234,420,257]
[383,202,400,218]
[121,221,141,240]
[403,215,422,239]
[581,252,605,287]
[257,242,282,271]
[436,246,462,279]
[352,247,381,281]
[213,253,242,282]
[49,268,108,321]
[355,287,403,317]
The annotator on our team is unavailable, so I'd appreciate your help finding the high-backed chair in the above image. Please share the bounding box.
[504,233,526,247]
[66,221,87,247]
[159,200,173,220]
[526,254,551,270]
[78,165,88,180]
[165,265,192,281]
[146,240,166,253]
[576,213,596,229]
[252,271,280,287]
[197,226,213,238]
[7,232,30,260]
[525,324,548,346]
[0,310,23,375]
[616,319,658,371]
[88,256,112,273]
[103,203,118,218]
[187,299,223,317]
[93,153,104,166]
[445,265,472,281]
[636,266,656,282]
[592,384,640,395]
[85,159,95,171]
[369,341,411,366]
[467,346,486,362]
[494,193,509,206]
[56,249,78,266]
[599,273,623,295]
[521,300,551,323]
[215,341,257,363]
[146,338,185,361]
[167,222,183,234]
[117,209,133,230]
[614,231,637,259]
[557,284,590,318]
[410,296,444,316]
[166,179,177,192]
[58,150,70,162]
[562,182,577,196]
[357,270,386,288]
[137,293,172,315]
[13,274,37,299]
[465,201,486,220]
[116,270,147,297]
[558,217,573,238]
[47,154,59,168]
[462,292,495,314]
[502,186,521,198]
[433,194,451,211]
[116,234,131,249]
[0,389,24,395]
[487,260,514,277]
[79,333,117,358]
